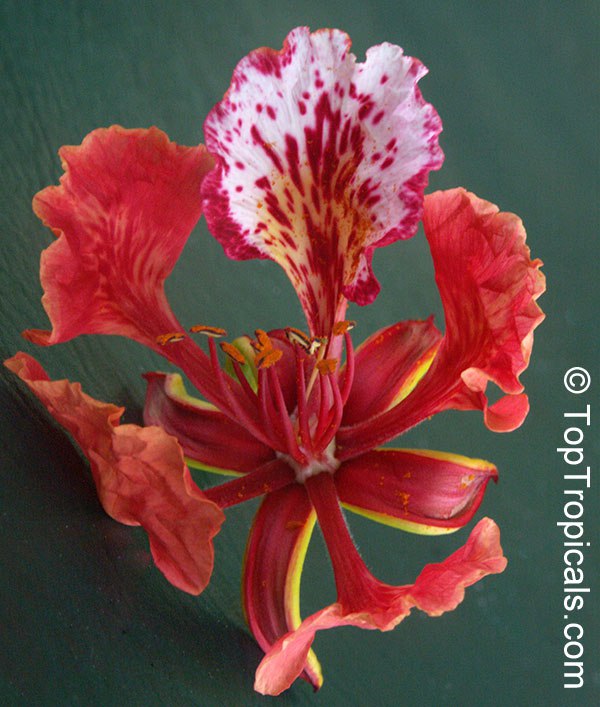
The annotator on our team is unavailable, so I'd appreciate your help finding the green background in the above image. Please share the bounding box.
[1,1,598,705]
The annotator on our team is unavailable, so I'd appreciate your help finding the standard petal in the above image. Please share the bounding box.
[25,126,214,351]
[255,471,505,695]
[143,372,274,474]
[5,352,225,595]
[336,448,497,534]
[203,27,443,335]
[337,188,545,459]
[342,318,441,424]
[243,484,322,691]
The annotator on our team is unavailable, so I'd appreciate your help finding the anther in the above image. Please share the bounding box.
[256,348,283,369]
[308,336,327,356]
[285,326,312,350]
[254,329,272,351]
[156,332,186,345]
[220,341,246,365]
[316,358,338,375]
[190,325,227,337]
[332,320,356,336]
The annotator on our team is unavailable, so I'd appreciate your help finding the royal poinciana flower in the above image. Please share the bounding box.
[6,28,545,696]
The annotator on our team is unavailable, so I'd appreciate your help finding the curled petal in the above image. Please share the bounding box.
[255,471,505,695]
[203,27,443,335]
[342,318,441,424]
[5,352,224,595]
[243,484,322,691]
[25,126,214,352]
[143,372,274,474]
[337,188,545,459]
[337,448,497,534]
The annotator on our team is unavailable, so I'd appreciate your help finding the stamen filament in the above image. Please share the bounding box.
[295,355,312,452]
[208,338,272,447]
[268,367,305,463]
[315,372,344,450]
[340,331,355,404]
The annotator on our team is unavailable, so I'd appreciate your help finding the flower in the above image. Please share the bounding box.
[6,27,544,696]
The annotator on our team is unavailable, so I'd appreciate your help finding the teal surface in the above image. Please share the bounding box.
[1,1,598,705]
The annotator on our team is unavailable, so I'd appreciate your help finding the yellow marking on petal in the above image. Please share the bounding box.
[332,320,356,336]
[156,332,186,345]
[283,510,323,687]
[285,326,312,350]
[189,324,227,337]
[185,457,245,477]
[341,502,458,535]
[388,342,440,407]
[380,447,496,471]
[256,347,283,369]
[220,341,247,365]
[316,358,338,375]
[164,374,216,411]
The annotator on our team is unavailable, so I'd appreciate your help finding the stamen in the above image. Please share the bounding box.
[332,320,356,336]
[308,336,327,356]
[220,341,246,365]
[316,358,338,375]
[268,367,305,462]
[340,332,355,404]
[285,326,312,350]
[316,372,344,450]
[156,332,186,345]
[207,338,271,447]
[256,347,283,369]
[295,355,312,451]
[254,328,272,351]
[189,324,227,337]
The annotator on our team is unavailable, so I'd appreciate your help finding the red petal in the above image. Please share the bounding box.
[143,372,274,473]
[255,472,505,695]
[5,352,224,595]
[342,318,441,424]
[203,27,443,335]
[243,484,322,690]
[336,448,497,533]
[25,126,214,352]
[337,188,545,458]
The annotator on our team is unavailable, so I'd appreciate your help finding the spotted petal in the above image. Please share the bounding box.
[5,352,225,595]
[25,126,214,352]
[336,448,497,534]
[338,188,545,459]
[255,473,505,695]
[203,27,443,335]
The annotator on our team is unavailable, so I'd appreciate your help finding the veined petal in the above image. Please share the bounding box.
[337,188,545,459]
[203,27,443,335]
[336,448,497,534]
[255,471,505,695]
[25,126,214,352]
[5,352,225,595]
[342,318,441,424]
[143,372,274,474]
[243,485,322,691]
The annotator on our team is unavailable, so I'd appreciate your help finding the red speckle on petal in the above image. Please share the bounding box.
[380,156,394,170]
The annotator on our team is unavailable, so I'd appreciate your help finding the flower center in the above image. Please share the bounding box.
[156,320,356,468]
